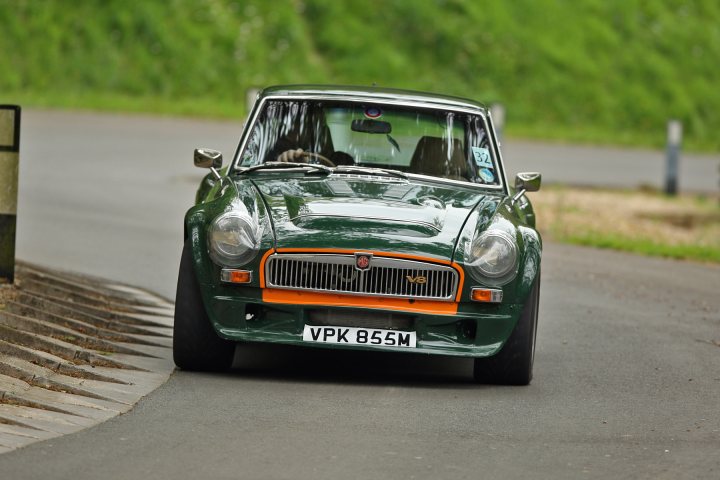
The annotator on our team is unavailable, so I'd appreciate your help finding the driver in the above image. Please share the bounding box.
[277,148,306,163]
[269,105,353,166]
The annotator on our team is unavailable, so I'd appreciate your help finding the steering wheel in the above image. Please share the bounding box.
[302,151,335,167]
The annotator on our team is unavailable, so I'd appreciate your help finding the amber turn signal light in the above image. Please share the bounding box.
[471,288,503,303]
[220,269,252,284]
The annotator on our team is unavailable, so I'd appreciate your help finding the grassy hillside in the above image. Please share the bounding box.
[1,0,718,151]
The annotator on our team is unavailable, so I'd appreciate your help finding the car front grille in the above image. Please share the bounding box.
[264,253,459,301]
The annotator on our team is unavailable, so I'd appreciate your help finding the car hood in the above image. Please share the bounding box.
[249,176,501,261]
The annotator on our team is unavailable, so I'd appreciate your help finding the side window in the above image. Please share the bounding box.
[241,124,262,166]
[239,102,283,166]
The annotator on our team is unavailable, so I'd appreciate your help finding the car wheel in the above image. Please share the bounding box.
[173,239,235,371]
[473,273,540,385]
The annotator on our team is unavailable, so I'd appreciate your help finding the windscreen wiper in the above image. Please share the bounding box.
[238,162,332,174]
[333,165,407,179]
[386,134,401,153]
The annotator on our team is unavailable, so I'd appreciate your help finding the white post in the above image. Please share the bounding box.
[490,103,506,145]
[246,87,261,114]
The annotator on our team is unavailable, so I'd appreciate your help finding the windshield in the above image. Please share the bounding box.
[237,100,501,186]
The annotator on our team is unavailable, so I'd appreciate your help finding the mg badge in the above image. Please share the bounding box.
[354,252,373,271]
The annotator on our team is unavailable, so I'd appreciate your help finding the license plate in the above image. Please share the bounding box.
[302,325,416,348]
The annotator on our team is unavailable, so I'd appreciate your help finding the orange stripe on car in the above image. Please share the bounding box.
[258,248,276,288]
[259,247,465,306]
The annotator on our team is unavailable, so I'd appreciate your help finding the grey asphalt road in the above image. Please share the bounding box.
[503,141,719,194]
[2,110,719,479]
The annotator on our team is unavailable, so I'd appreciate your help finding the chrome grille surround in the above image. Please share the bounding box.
[264,253,459,301]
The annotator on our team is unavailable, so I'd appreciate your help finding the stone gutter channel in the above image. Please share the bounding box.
[0,262,174,453]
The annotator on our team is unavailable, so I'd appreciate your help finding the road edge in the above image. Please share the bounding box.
[0,261,174,453]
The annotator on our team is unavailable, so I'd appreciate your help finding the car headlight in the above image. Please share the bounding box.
[207,212,260,267]
[465,230,518,284]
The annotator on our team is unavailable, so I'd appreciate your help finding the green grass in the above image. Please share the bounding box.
[3,91,245,119]
[562,231,720,263]
[1,0,720,151]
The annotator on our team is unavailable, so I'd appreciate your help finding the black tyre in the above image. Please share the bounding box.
[173,239,235,371]
[473,274,540,385]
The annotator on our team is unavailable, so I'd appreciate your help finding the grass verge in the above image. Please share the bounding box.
[532,186,720,263]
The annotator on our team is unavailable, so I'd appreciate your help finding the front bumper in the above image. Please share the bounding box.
[205,288,524,358]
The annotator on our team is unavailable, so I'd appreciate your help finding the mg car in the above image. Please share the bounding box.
[174,85,542,385]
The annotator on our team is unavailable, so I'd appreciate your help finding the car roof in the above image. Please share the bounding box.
[259,84,488,113]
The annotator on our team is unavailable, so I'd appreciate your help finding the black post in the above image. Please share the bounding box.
[664,120,682,196]
[0,105,21,284]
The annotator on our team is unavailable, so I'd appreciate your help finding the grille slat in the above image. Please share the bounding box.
[265,254,459,301]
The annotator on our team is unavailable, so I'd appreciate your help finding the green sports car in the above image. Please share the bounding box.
[174,85,542,385]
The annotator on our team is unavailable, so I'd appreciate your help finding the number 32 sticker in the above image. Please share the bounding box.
[471,146,493,168]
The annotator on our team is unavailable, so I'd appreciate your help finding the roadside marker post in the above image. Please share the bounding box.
[246,87,260,115]
[664,119,682,196]
[490,103,506,145]
[0,105,20,284]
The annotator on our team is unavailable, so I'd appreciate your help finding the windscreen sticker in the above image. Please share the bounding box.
[471,146,493,168]
[479,168,495,183]
[364,107,383,119]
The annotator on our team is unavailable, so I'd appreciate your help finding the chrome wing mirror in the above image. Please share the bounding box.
[194,148,223,180]
[512,172,541,202]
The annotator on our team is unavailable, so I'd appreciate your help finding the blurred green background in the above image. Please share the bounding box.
[1,0,718,151]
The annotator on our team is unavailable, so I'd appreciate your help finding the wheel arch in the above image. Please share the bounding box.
[516,225,542,303]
